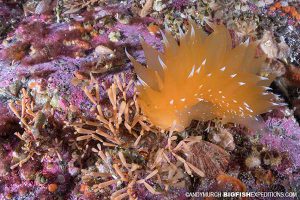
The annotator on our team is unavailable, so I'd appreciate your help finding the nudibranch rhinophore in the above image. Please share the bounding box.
[126,21,278,131]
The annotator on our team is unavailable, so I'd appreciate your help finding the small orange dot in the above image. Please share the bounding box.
[274,2,281,9]
[5,193,13,199]
[291,11,298,17]
[147,24,160,35]
[28,82,38,89]
[282,6,291,13]
[48,183,58,193]
[80,184,89,193]
[290,7,296,13]
[269,6,276,11]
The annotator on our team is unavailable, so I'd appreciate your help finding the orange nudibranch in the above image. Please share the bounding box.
[126,21,278,132]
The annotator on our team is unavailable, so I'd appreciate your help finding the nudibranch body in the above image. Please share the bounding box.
[127,21,278,131]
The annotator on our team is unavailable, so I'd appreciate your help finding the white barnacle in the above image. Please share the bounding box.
[232,99,237,103]
[222,96,226,99]
[218,91,222,94]
[181,98,186,102]
[207,73,212,77]
[238,82,246,86]
[169,99,174,105]
[202,59,206,65]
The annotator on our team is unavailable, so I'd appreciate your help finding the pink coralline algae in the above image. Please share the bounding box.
[261,116,300,169]
[0,2,23,38]
[0,102,20,135]
[171,0,190,10]
[0,138,75,199]
[0,19,92,65]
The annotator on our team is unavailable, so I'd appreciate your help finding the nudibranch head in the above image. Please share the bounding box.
[126,21,278,131]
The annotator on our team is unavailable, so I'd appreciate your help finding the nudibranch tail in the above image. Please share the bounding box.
[127,21,278,131]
